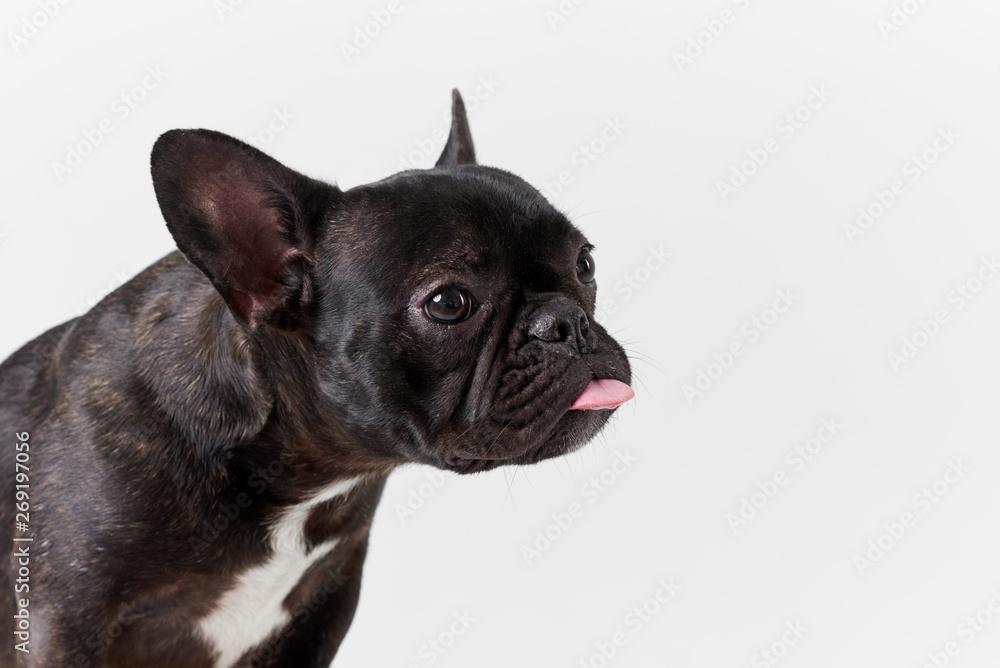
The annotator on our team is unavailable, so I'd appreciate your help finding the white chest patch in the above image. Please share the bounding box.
[198,476,362,668]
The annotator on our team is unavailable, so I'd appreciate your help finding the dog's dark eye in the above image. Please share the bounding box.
[424,285,473,323]
[576,248,596,283]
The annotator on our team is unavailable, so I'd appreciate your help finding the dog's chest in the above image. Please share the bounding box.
[197,476,362,668]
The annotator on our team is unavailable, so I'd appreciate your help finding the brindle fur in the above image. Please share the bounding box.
[0,91,630,667]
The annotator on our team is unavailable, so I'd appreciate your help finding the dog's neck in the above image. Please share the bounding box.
[131,254,394,499]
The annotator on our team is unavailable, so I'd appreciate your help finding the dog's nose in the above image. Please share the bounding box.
[528,301,591,352]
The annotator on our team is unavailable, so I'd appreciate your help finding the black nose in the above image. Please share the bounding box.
[528,300,591,352]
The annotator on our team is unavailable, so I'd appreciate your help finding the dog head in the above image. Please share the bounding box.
[150,90,632,474]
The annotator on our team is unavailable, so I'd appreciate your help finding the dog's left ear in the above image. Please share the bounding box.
[435,89,476,167]
[151,129,335,331]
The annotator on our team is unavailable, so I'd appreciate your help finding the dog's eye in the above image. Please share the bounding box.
[424,285,473,323]
[576,248,596,283]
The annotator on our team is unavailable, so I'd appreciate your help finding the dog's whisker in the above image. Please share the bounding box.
[502,465,521,508]
[484,420,512,457]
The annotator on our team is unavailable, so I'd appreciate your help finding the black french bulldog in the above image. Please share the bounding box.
[0,90,632,667]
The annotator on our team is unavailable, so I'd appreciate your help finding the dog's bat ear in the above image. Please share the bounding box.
[435,89,476,167]
[150,129,336,330]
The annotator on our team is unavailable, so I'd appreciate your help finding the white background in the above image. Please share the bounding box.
[3,1,1000,666]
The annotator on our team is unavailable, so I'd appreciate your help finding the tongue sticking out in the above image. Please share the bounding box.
[570,379,635,410]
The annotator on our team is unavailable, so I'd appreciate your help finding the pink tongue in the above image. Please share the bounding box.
[570,379,635,410]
